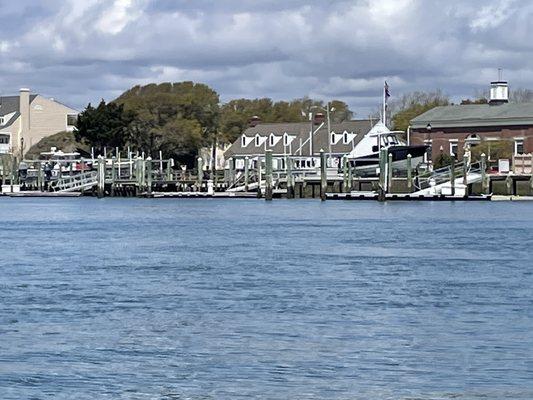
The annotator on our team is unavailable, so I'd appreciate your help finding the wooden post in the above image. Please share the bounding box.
[135,157,143,195]
[229,158,236,187]
[506,174,513,195]
[265,150,273,201]
[320,149,327,201]
[166,159,173,181]
[117,151,121,180]
[387,153,393,193]
[1,156,5,186]
[111,156,116,197]
[197,156,203,190]
[286,156,294,199]
[342,156,349,192]
[97,155,105,198]
[378,148,387,201]
[244,156,249,192]
[146,156,153,195]
[450,156,456,197]
[480,153,488,194]
[256,156,263,198]
[348,159,354,191]
[37,161,43,192]
[406,153,413,193]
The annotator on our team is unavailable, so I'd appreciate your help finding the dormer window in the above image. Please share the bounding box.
[241,136,246,147]
[269,133,275,146]
[343,131,349,144]
[330,133,335,144]
[0,117,4,125]
[284,133,289,146]
[255,135,260,146]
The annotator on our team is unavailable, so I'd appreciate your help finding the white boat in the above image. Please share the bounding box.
[346,121,428,176]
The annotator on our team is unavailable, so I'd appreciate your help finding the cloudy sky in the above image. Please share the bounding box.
[0,0,531,115]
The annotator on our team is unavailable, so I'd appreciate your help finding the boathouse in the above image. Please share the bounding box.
[224,117,375,171]
[410,80,533,163]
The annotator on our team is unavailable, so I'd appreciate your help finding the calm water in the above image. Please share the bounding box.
[0,198,532,400]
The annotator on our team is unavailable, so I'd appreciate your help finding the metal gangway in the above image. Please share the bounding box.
[413,161,484,195]
[49,171,98,192]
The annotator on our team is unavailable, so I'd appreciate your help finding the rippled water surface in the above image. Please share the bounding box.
[0,198,532,399]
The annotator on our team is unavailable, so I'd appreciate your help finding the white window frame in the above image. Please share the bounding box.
[0,117,4,125]
[241,136,246,147]
[343,131,349,145]
[255,135,260,146]
[269,133,275,146]
[514,139,524,155]
[449,140,458,158]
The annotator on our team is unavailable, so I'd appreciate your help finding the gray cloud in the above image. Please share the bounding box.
[1,0,532,116]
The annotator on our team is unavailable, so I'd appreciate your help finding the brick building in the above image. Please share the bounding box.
[410,80,532,162]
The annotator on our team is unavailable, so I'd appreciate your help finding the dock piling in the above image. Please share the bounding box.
[265,150,273,201]
[244,156,249,192]
[387,153,393,193]
[407,154,413,192]
[286,156,294,199]
[320,149,327,201]
[450,157,456,197]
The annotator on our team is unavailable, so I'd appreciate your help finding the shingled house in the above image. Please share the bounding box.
[224,117,375,171]
[410,80,533,162]
[0,88,78,156]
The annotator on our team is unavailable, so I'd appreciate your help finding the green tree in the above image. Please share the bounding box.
[75,100,135,153]
[115,81,220,164]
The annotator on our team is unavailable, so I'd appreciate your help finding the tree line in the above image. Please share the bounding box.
[75,81,352,166]
[75,80,533,166]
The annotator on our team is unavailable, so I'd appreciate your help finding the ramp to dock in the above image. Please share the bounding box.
[50,171,98,192]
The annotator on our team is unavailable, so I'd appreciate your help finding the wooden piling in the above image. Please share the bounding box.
[506,174,513,195]
[286,156,294,199]
[244,156,249,192]
[480,153,488,194]
[111,156,117,196]
[146,157,153,195]
[378,148,387,201]
[320,149,327,201]
[387,153,393,193]
[166,159,173,181]
[197,156,203,190]
[97,156,105,198]
[450,157,456,197]
[342,156,349,192]
[406,154,413,192]
[256,156,263,198]
[265,150,273,200]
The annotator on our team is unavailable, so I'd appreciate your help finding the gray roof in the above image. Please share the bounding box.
[410,102,533,129]
[0,95,38,128]
[225,119,375,158]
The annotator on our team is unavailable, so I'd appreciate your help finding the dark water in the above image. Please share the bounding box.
[0,198,532,400]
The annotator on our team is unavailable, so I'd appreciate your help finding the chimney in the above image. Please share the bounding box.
[249,115,261,127]
[313,112,325,125]
[19,88,30,154]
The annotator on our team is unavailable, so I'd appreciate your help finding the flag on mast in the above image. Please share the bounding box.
[384,81,390,100]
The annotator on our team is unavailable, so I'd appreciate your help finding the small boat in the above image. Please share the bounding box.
[346,121,428,176]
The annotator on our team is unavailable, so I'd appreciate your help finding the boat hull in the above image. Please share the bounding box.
[348,145,428,176]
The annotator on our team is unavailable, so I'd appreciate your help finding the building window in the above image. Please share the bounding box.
[255,135,260,146]
[269,134,275,146]
[515,139,524,155]
[449,142,458,158]
[0,117,4,125]
[67,114,77,127]
[0,134,9,144]
[241,136,246,147]
[343,132,349,144]
[330,132,335,144]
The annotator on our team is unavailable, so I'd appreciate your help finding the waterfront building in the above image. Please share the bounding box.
[0,88,78,157]
[410,80,533,163]
[224,116,375,170]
